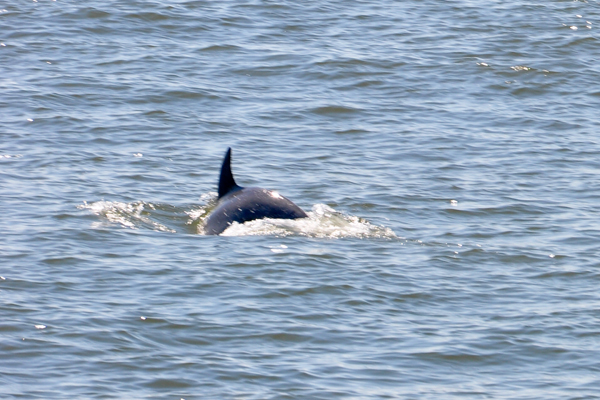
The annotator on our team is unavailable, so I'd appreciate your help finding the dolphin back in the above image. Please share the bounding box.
[204,187,308,235]
[204,148,308,235]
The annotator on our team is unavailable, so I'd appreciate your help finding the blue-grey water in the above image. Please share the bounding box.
[2,1,600,399]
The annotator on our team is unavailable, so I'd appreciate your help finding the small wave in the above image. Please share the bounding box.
[310,105,362,115]
[78,201,176,233]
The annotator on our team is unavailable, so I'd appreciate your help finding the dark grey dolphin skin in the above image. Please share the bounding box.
[203,148,308,235]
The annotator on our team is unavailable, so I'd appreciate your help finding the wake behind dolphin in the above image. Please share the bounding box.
[203,148,308,235]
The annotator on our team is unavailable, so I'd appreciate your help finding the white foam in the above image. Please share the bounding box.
[79,201,175,232]
[219,204,396,239]
[186,192,218,226]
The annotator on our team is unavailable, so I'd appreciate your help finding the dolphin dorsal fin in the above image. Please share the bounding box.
[218,148,242,199]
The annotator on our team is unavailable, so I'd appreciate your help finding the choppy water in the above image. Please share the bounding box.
[2,1,600,398]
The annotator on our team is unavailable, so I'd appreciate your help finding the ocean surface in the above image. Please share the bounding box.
[2,1,600,398]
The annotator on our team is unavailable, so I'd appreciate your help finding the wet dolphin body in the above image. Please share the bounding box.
[203,148,308,235]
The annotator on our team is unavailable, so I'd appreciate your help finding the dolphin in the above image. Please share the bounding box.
[203,148,308,235]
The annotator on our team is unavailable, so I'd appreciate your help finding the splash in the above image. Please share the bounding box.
[217,204,397,239]
[80,196,396,239]
[185,192,217,223]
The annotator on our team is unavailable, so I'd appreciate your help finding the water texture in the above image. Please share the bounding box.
[2,1,600,399]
